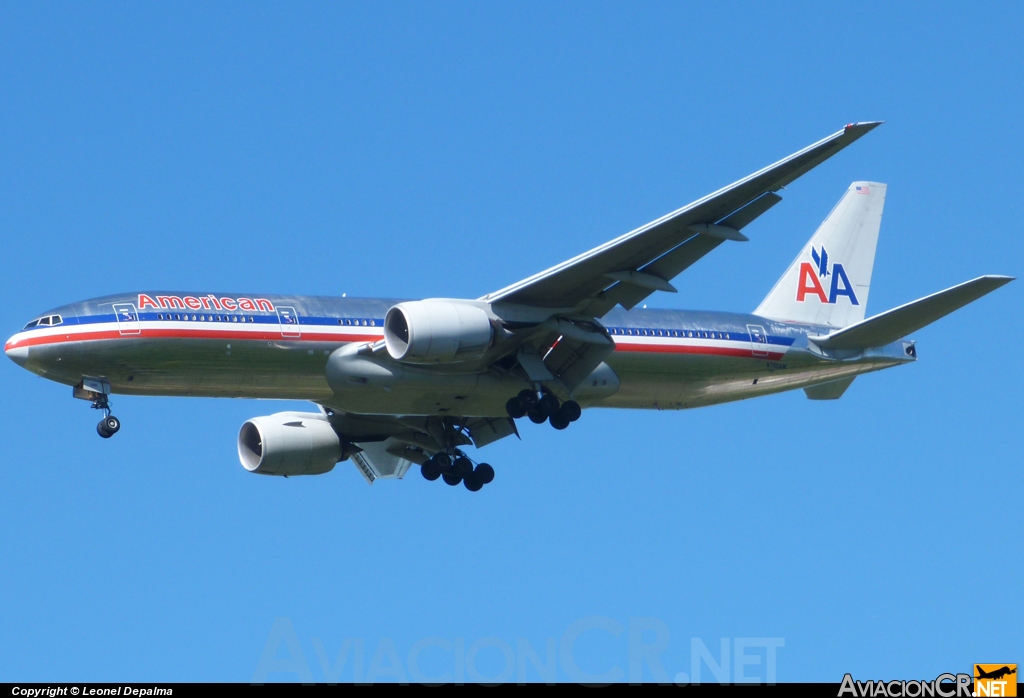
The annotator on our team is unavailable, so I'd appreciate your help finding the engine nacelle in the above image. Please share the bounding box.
[237,412,342,476]
[384,300,493,363]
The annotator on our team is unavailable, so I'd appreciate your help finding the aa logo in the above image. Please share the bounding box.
[975,664,1017,697]
[795,246,859,305]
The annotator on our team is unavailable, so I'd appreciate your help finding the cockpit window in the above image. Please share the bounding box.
[22,314,63,330]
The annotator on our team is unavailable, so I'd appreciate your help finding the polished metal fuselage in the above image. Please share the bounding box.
[6,292,915,416]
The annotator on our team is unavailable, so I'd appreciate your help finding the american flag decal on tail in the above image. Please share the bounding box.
[855,185,870,194]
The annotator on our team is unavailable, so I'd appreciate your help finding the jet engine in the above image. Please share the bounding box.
[237,411,342,476]
[384,300,493,363]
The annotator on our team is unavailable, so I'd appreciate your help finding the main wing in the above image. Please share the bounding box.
[481,122,882,315]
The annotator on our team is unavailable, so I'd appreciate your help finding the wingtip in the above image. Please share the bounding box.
[845,120,885,133]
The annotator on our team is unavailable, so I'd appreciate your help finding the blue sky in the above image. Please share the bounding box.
[1,2,1021,683]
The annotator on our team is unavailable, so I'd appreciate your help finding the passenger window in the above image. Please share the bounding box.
[191,314,197,321]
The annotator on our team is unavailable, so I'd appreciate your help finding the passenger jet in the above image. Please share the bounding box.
[6,123,1012,491]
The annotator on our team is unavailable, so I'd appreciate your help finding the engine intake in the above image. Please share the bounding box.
[384,300,493,363]
[237,412,342,476]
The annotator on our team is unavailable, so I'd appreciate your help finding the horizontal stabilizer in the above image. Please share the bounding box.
[809,275,1013,350]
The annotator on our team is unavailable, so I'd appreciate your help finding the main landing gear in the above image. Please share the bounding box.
[420,451,495,492]
[91,394,121,439]
[505,389,581,430]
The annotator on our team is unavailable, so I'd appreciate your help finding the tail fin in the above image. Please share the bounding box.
[755,181,886,327]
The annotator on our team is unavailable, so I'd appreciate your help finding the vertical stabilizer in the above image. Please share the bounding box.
[755,182,886,327]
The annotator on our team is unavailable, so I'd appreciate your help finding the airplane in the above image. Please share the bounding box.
[975,666,1016,681]
[5,122,1013,492]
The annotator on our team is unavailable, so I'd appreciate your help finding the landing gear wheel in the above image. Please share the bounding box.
[561,400,582,422]
[454,456,474,478]
[475,463,495,485]
[96,415,120,439]
[442,471,462,486]
[539,393,560,418]
[549,413,570,430]
[506,397,527,419]
[527,408,547,424]
[434,452,452,470]
[421,461,441,481]
[463,473,483,492]
[517,389,537,406]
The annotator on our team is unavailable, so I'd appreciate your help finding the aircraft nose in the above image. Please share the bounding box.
[5,336,29,367]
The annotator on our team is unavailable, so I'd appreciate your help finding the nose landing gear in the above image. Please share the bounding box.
[97,414,121,438]
[91,394,121,438]
[73,379,122,438]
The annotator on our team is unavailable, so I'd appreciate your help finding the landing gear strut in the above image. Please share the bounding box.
[91,393,121,439]
[420,450,494,492]
[506,389,581,431]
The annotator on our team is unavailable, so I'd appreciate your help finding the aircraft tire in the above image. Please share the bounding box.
[463,473,483,492]
[527,408,546,424]
[454,456,473,477]
[539,393,560,417]
[506,397,527,419]
[475,463,495,485]
[561,400,582,422]
[517,389,537,406]
[442,472,462,486]
[434,452,452,470]
[421,462,441,481]
[549,414,570,430]
[97,421,113,438]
